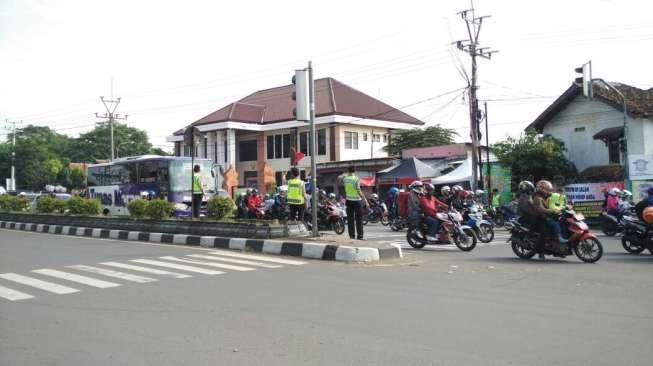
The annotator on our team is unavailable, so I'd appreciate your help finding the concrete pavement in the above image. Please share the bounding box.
[1,226,652,366]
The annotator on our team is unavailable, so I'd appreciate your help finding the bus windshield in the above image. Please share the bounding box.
[169,160,215,193]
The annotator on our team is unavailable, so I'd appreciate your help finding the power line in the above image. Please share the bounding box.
[95,96,127,162]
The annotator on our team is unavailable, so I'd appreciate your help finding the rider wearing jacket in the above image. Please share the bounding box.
[533,180,567,244]
[419,183,449,241]
[634,187,653,222]
[517,180,547,259]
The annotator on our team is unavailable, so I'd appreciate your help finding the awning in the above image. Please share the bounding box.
[593,126,624,141]
[431,159,472,185]
[359,176,375,187]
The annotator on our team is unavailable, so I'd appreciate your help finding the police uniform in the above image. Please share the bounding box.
[342,174,365,239]
[287,177,305,221]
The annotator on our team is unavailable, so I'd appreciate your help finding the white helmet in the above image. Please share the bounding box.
[452,185,463,194]
[441,185,451,195]
[620,189,632,198]
[409,180,423,193]
[608,187,621,196]
[475,189,485,196]
[371,193,378,200]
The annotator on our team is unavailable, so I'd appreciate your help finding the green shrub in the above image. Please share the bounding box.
[0,195,29,212]
[66,196,101,216]
[144,199,174,220]
[36,196,66,214]
[127,198,148,218]
[207,196,235,219]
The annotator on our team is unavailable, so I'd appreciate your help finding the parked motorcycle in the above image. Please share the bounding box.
[304,201,346,234]
[406,209,477,251]
[620,215,653,254]
[505,208,603,263]
[464,204,494,243]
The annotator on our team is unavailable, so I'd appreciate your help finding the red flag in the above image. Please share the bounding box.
[290,147,305,166]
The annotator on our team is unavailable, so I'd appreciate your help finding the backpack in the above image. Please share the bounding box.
[396,191,410,218]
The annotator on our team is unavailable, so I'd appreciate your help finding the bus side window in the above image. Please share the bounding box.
[87,166,104,187]
[139,162,158,183]
[125,163,138,184]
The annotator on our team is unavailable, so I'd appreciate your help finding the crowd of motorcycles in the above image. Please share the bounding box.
[234,185,652,264]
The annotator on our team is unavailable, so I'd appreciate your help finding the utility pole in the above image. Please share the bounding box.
[454,4,497,190]
[95,96,128,161]
[484,101,491,193]
[308,61,318,238]
[5,119,22,191]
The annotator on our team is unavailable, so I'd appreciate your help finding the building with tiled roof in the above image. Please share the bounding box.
[167,78,424,192]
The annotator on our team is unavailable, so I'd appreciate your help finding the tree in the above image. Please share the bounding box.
[68,122,153,162]
[492,129,577,189]
[384,125,457,156]
[149,147,170,156]
[69,166,86,189]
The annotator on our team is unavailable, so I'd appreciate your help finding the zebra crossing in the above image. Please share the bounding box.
[365,228,512,250]
[0,250,307,302]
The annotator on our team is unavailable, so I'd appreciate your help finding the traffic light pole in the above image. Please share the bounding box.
[308,61,319,237]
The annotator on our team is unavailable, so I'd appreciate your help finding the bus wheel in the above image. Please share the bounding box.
[102,208,110,216]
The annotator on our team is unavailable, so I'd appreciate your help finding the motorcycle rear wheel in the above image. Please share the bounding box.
[574,237,603,263]
[511,236,536,259]
[390,220,402,232]
[494,214,505,228]
[332,217,346,235]
[406,228,426,249]
[621,236,645,254]
[453,228,477,251]
[600,219,618,236]
[478,223,494,243]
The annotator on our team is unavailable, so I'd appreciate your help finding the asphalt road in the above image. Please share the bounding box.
[1,226,652,366]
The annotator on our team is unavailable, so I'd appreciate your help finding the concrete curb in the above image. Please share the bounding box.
[0,220,402,263]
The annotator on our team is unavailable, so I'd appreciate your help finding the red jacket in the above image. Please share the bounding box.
[246,194,262,210]
[419,195,448,218]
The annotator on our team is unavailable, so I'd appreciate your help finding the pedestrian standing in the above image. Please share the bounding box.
[339,165,369,240]
[192,164,204,218]
[286,167,306,221]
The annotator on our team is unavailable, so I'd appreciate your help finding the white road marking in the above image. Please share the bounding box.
[0,284,34,301]
[187,254,282,268]
[130,259,224,275]
[100,262,192,279]
[159,256,254,272]
[67,265,157,283]
[209,250,307,265]
[32,269,121,289]
[0,273,79,294]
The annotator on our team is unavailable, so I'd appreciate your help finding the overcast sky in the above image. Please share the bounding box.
[1,0,651,150]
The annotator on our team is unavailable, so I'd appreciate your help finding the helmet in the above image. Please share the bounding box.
[451,185,463,193]
[643,207,653,224]
[329,193,336,200]
[620,190,632,198]
[148,190,156,198]
[535,180,553,194]
[608,187,621,196]
[441,185,451,196]
[518,181,535,194]
[475,189,485,196]
[460,190,471,199]
[252,188,259,195]
[647,187,653,196]
[371,193,378,200]
[140,191,149,198]
[389,187,399,194]
[424,183,435,192]
[409,181,423,193]
[246,188,253,194]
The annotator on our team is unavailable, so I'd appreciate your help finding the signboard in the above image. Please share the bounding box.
[632,180,653,201]
[484,163,512,205]
[629,154,653,180]
[563,181,624,203]
[571,200,604,220]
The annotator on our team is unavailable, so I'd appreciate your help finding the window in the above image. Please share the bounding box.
[344,131,358,149]
[238,140,258,161]
[383,134,387,143]
[87,166,107,187]
[317,129,326,156]
[282,134,290,158]
[214,142,217,162]
[373,134,381,143]
[362,133,368,141]
[203,137,207,159]
[139,162,166,183]
[109,164,135,185]
[267,135,274,159]
[274,134,282,158]
[300,131,309,155]
[608,140,620,164]
[224,140,228,162]
[275,171,284,187]
[574,126,586,132]
[174,142,181,157]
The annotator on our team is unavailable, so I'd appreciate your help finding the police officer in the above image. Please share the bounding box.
[286,167,306,221]
[339,165,369,240]
[192,164,204,218]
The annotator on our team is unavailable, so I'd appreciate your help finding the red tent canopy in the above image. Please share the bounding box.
[359,176,375,187]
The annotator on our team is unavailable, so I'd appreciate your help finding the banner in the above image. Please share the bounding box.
[629,154,653,180]
[563,181,624,202]
[631,180,653,201]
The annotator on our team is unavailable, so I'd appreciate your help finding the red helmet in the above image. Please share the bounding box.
[460,190,471,199]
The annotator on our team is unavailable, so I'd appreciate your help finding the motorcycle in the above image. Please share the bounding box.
[406,209,477,251]
[390,216,406,231]
[505,208,603,263]
[304,201,346,234]
[599,211,624,236]
[363,202,389,226]
[464,204,494,243]
[620,215,653,254]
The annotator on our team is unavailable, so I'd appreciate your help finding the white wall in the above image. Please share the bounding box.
[337,124,390,160]
[542,95,636,172]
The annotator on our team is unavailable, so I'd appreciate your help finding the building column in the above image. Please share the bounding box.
[215,130,225,165]
[256,132,269,193]
[226,129,236,169]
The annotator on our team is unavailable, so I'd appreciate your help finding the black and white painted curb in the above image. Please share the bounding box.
[0,220,402,262]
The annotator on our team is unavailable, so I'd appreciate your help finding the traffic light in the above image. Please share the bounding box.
[292,69,310,121]
[574,62,592,98]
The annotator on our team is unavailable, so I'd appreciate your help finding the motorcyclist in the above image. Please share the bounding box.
[440,185,452,203]
[419,183,449,241]
[547,186,567,211]
[634,187,653,223]
[517,180,547,259]
[605,187,622,220]
[245,188,263,218]
[534,180,567,244]
[618,189,633,213]
[385,187,400,219]
[407,181,424,226]
[474,189,486,207]
[449,185,465,210]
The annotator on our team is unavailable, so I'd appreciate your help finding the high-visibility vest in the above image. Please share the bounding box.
[192,173,202,193]
[491,194,500,207]
[287,178,305,205]
[343,175,361,201]
[548,192,566,210]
